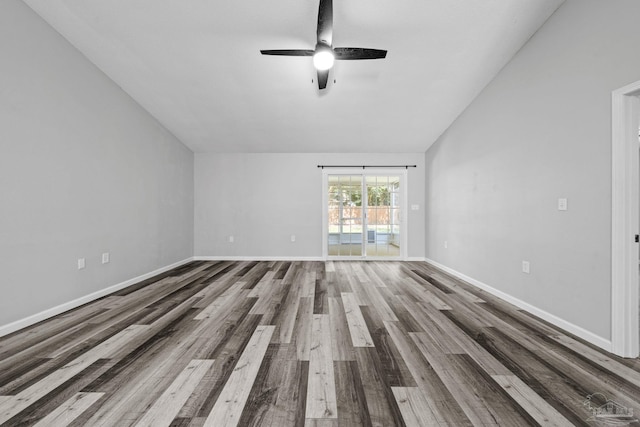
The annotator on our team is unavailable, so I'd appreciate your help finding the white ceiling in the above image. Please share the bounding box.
[24,0,564,153]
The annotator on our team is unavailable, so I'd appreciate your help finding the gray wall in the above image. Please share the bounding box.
[425,0,640,341]
[195,153,425,259]
[0,0,194,328]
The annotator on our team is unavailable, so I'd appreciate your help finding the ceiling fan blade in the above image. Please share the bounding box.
[260,49,315,56]
[317,69,329,90]
[334,47,387,60]
[317,0,333,45]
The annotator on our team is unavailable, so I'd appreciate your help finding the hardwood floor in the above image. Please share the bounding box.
[1,260,640,426]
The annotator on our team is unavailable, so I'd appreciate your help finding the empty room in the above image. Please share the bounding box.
[2,0,640,425]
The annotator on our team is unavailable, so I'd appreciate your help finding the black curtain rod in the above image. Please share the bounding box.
[317,165,417,169]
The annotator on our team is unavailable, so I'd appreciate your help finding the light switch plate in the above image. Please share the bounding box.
[558,198,568,211]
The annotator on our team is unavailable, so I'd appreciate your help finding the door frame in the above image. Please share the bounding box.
[611,80,640,357]
[322,168,408,260]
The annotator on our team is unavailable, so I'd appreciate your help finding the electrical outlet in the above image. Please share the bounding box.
[229,235,234,243]
[102,252,110,264]
[444,240,448,249]
[77,258,86,270]
[291,234,296,242]
[522,261,530,274]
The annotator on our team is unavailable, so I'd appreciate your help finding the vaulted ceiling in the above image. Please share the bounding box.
[24,0,564,153]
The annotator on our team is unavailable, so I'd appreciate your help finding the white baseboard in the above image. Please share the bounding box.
[196,256,426,262]
[425,258,613,353]
[194,256,325,262]
[0,257,195,338]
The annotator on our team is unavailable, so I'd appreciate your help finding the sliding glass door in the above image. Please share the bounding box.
[324,170,406,259]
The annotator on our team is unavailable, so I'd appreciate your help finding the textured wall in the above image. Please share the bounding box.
[195,153,425,259]
[425,0,640,341]
[0,0,194,328]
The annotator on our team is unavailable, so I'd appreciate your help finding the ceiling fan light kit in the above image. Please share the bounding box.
[312,44,335,71]
[260,0,387,90]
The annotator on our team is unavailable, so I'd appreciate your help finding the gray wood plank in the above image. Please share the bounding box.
[1,260,639,426]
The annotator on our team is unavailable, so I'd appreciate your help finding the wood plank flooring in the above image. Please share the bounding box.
[1,260,640,426]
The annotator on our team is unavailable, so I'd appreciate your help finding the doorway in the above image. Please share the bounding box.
[322,170,407,260]
[611,81,640,357]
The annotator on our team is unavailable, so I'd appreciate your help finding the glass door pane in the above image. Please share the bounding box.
[328,175,363,257]
[365,175,401,258]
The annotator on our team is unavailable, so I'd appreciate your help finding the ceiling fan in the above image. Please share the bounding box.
[260,0,387,90]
